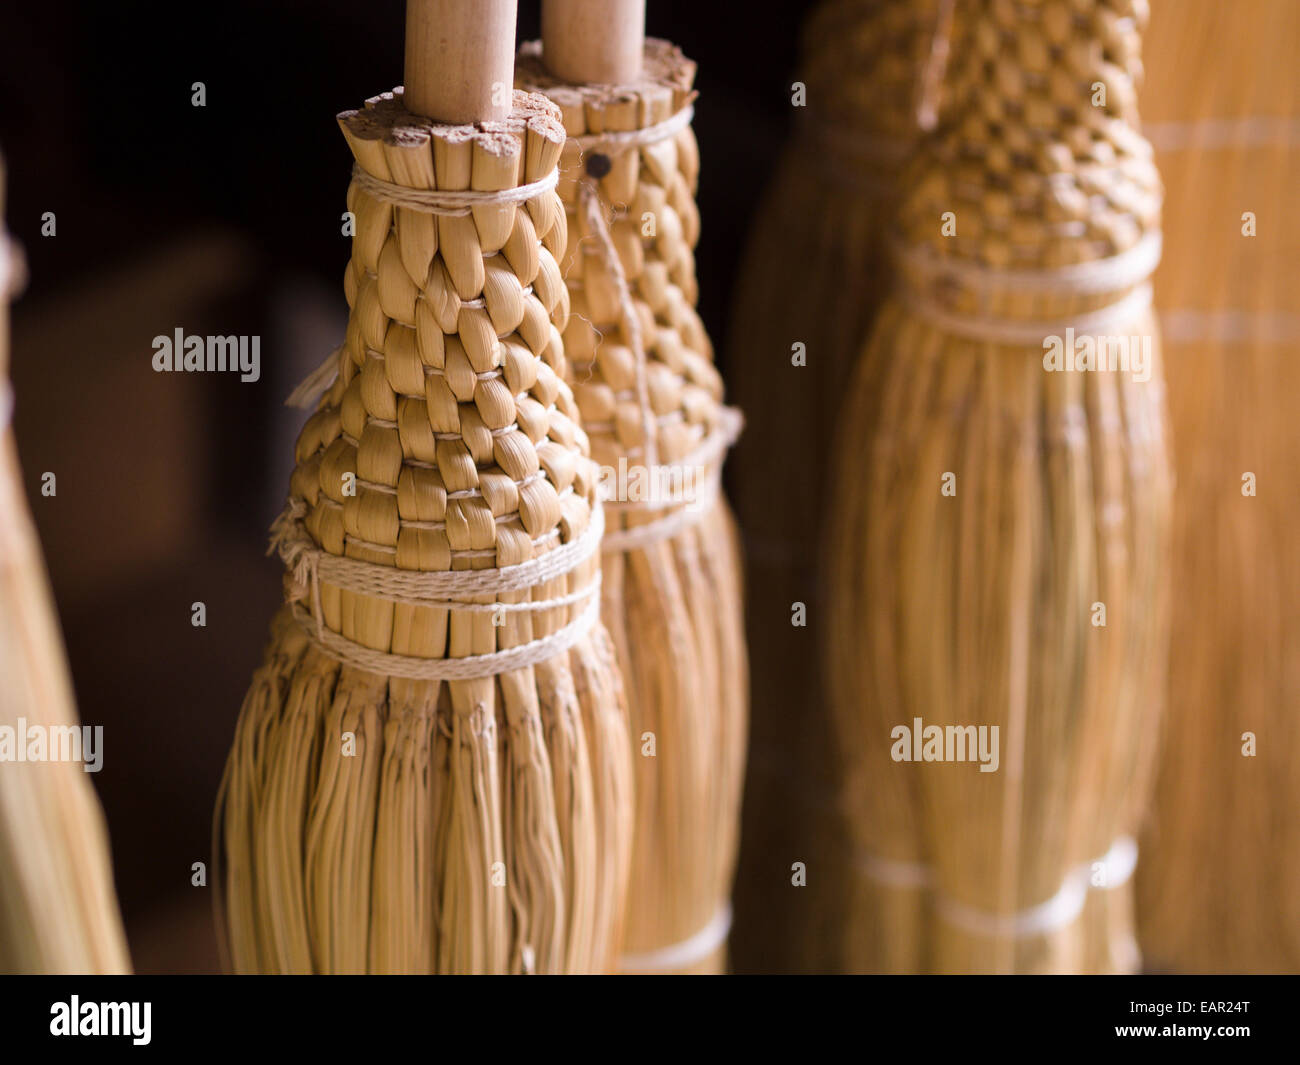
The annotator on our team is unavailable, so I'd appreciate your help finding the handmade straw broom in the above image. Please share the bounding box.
[825,0,1172,974]
[515,0,748,975]
[0,155,130,974]
[1134,0,1300,973]
[217,0,634,974]
[725,0,949,974]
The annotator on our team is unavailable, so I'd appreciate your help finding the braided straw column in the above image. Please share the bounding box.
[217,87,633,974]
[726,0,947,974]
[1136,0,1300,973]
[826,0,1171,973]
[516,38,748,974]
[0,156,130,973]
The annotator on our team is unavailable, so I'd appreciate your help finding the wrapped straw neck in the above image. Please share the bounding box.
[893,0,1162,329]
[280,87,603,679]
[516,40,742,553]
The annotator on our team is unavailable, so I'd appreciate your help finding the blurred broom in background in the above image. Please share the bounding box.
[0,154,130,974]
[217,0,633,974]
[826,0,1171,973]
[516,0,748,974]
[1136,0,1300,973]
[725,0,949,975]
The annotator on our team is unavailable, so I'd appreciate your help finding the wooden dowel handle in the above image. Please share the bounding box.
[542,0,645,84]
[405,0,517,123]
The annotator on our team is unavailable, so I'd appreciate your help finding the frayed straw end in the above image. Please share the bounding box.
[285,346,344,410]
[267,499,314,604]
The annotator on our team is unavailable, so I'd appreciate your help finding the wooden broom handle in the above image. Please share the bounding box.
[542,0,645,84]
[404,0,517,123]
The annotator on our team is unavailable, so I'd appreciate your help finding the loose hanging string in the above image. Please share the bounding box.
[566,105,744,551]
[575,180,658,473]
[856,836,1140,939]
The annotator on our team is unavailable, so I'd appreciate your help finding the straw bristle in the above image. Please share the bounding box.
[825,0,1171,973]
[517,40,749,974]
[218,91,632,974]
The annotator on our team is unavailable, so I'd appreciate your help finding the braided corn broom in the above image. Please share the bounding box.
[1135,0,1300,973]
[217,0,633,974]
[515,0,748,974]
[0,156,130,973]
[726,0,949,975]
[826,0,1171,974]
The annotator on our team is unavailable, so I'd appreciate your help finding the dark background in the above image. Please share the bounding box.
[0,1,815,970]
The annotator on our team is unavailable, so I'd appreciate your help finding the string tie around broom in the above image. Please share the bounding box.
[567,105,744,551]
[856,836,1140,939]
[616,903,733,973]
[269,496,605,680]
[349,164,560,216]
[598,405,743,554]
[893,231,1164,345]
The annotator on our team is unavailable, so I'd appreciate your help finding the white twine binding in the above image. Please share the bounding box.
[617,904,733,972]
[271,498,605,680]
[856,836,1140,939]
[349,164,559,217]
[892,232,1162,343]
[289,594,600,681]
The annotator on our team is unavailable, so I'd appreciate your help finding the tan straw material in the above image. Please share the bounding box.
[1135,0,1300,974]
[825,0,1172,974]
[516,34,749,975]
[0,156,130,974]
[216,83,634,974]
